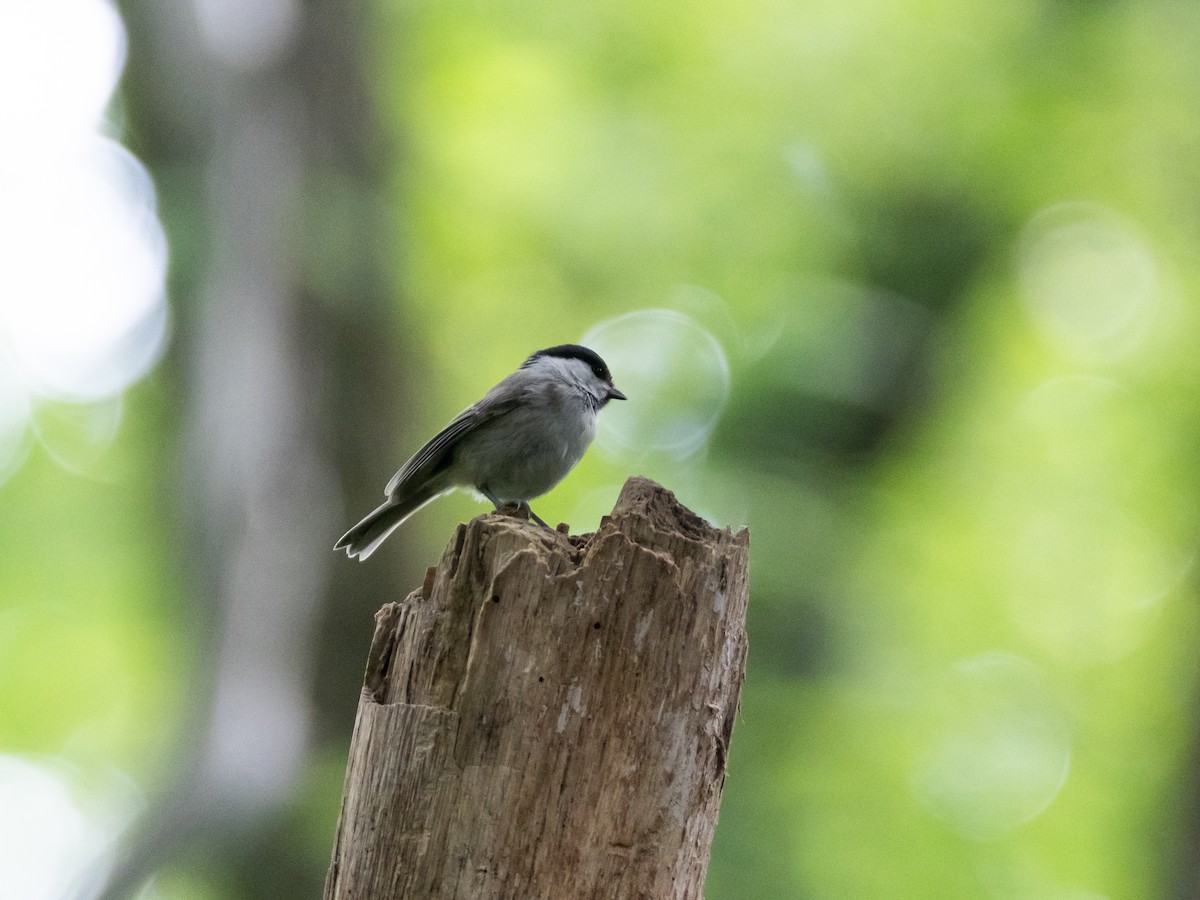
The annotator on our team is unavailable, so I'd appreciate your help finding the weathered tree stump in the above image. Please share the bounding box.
[324,476,749,900]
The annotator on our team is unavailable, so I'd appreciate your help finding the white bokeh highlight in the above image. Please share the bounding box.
[583,308,730,459]
[0,0,125,141]
[0,0,168,482]
[0,755,139,900]
[1018,203,1157,360]
[4,137,168,400]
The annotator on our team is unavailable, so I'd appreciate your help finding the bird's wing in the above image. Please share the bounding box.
[384,388,522,498]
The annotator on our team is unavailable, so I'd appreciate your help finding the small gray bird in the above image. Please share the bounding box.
[335,344,626,560]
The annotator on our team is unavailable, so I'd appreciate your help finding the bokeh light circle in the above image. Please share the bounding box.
[2,135,168,401]
[0,756,114,900]
[582,308,730,459]
[912,653,1071,841]
[1018,203,1157,359]
[0,0,126,140]
[0,0,169,486]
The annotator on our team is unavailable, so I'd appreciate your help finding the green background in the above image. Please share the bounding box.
[4,0,1200,897]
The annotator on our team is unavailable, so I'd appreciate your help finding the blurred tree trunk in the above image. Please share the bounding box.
[324,478,750,900]
[104,0,411,895]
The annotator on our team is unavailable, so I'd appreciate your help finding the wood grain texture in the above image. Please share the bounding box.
[324,476,749,900]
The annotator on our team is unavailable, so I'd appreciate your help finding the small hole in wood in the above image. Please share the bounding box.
[491,595,500,604]
[537,676,544,683]
[593,622,601,630]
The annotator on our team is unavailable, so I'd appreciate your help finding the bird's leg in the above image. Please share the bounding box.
[522,503,549,528]
[480,487,507,512]
[481,488,550,528]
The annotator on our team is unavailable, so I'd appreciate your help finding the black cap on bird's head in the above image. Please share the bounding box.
[525,344,627,402]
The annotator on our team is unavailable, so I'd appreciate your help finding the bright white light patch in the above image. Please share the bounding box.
[0,756,112,900]
[0,0,125,139]
[3,137,168,400]
[0,0,168,482]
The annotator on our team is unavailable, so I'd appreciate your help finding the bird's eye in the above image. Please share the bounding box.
[593,365,606,379]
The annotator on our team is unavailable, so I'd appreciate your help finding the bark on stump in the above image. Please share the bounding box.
[324,476,750,900]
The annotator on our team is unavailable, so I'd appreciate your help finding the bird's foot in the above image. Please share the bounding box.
[482,489,551,529]
[522,503,550,528]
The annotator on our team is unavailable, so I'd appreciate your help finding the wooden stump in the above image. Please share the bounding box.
[324,476,750,900]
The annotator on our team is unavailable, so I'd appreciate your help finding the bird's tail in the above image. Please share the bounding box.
[334,486,442,560]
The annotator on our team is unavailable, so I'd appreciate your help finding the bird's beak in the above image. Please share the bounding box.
[607,385,627,401]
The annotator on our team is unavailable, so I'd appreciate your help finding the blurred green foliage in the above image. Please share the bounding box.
[4,0,1200,897]
[372,0,1200,896]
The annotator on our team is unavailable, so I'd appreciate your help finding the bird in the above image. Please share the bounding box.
[334,344,626,560]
